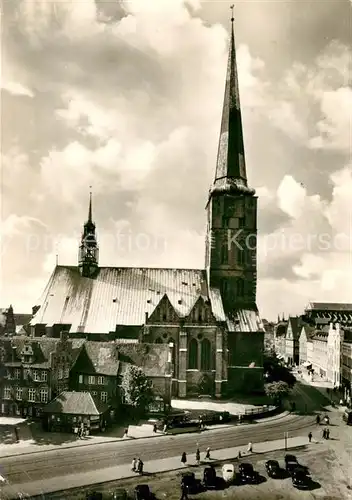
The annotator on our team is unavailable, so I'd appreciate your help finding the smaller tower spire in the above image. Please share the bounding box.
[88,186,92,223]
[78,190,99,278]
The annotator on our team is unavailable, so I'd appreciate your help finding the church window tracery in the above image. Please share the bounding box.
[188,339,198,369]
[201,339,211,371]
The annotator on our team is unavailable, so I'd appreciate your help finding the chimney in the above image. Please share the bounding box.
[145,312,149,324]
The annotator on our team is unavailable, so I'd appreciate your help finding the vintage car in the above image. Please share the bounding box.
[222,463,235,484]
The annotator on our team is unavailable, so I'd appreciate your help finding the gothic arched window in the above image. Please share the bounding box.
[188,339,198,369]
[237,278,244,297]
[201,339,211,371]
[155,337,163,344]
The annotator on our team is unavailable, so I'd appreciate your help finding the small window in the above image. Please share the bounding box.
[98,376,104,385]
[238,217,245,228]
[88,375,95,385]
[100,392,108,403]
[78,374,83,384]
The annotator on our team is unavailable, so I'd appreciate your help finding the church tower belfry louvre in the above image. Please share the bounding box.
[30,16,264,398]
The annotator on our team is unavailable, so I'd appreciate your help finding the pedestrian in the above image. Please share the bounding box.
[14,427,19,442]
[205,447,211,460]
[247,442,253,453]
[308,432,312,443]
[138,459,144,474]
[123,428,128,438]
[195,447,200,465]
[322,428,326,439]
[163,423,167,433]
[326,428,330,440]
[131,458,137,472]
[180,482,188,500]
[237,450,242,459]
[316,415,320,425]
[153,424,157,433]
[181,452,187,466]
[238,414,242,424]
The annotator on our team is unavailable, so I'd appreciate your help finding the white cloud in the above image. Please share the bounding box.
[309,87,352,151]
[1,81,34,97]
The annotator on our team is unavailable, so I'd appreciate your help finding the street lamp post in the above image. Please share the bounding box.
[284,431,288,451]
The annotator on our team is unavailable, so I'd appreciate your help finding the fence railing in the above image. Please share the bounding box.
[243,405,276,415]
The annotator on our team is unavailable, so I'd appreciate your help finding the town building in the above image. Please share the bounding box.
[0,305,31,336]
[0,335,171,419]
[273,316,302,366]
[28,17,265,398]
[42,391,110,433]
[341,331,352,402]
[298,324,315,365]
[303,302,352,327]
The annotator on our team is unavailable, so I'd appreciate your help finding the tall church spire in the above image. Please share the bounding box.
[210,8,255,198]
[78,190,99,278]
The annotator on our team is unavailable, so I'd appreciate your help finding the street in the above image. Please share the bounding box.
[0,382,327,487]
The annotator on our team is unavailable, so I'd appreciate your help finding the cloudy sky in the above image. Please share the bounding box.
[1,0,351,321]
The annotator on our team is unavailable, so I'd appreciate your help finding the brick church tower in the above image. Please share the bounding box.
[205,13,257,313]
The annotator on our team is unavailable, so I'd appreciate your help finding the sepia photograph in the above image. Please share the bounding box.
[0,0,351,498]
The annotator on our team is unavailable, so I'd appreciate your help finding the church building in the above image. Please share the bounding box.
[30,17,264,398]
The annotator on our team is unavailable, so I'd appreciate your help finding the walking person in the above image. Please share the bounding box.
[195,447,200,465]
[322,428,326,439]
[247,442,253,453]
[123,428,128,438]
[181,452,187,466]
[205,447,211,460]
[180,482,188,500]
[153,424,157,433]
[308,432,312,443]
[326,428,330,440]
[316,415,320,425]
[131,458,137,472]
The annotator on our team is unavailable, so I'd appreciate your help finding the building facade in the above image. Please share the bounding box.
[0,336,172,418]
[28,18,265,398]
[284,317,301,365]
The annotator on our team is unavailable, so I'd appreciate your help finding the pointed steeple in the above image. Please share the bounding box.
[88,189,92,223]
[78,190,99,278]
[210,7,255,197]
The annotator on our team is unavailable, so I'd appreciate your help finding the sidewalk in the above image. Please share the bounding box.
[299,372,348,413]
[0,411,291,459]
[1,435,308,498]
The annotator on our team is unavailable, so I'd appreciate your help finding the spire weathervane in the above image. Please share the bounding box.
[230,4,234,22]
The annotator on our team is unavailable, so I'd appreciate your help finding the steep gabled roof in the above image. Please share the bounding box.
[117,343,170,378]
[306,302,352,311]
[287,316,302,339]
[42,391,108,415]
[74,342,120,376]
[30,266,226,333]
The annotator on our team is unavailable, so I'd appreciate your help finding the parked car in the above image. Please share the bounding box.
[86,492,103,500]
[111,488,128,499]
[265,460,281,478]
[292,469,311,490]
[202,465,217,489]
[222,463,235,484]
[343,409,352,425]
[134,484,151,500]
[239,463,258,484]
[284,454,299,475]
[199,411,231,425]
[181,472,201,494]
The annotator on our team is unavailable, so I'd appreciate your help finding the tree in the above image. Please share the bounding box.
[121,365,154,415]
[263,353,296,388]
[264,381,290,405]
